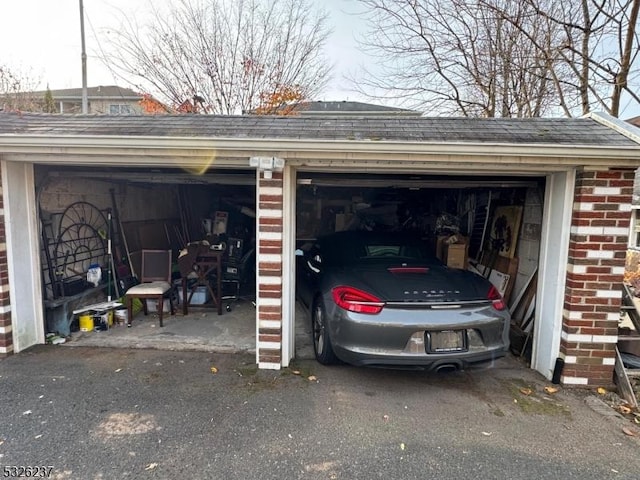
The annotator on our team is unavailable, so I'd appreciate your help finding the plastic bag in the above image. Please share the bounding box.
[87,264,102,287]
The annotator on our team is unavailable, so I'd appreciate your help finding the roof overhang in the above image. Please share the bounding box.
[0,133,639,174]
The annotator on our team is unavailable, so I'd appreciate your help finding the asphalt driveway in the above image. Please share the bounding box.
[1,346,639,479]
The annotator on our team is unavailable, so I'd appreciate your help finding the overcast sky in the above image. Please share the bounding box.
[2,1,639,118]
[0,0,370,102]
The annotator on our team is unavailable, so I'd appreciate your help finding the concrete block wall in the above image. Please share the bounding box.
[561,168,634,385]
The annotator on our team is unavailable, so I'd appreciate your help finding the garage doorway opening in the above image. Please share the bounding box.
[35,165,258,353]
[294,171,547,366]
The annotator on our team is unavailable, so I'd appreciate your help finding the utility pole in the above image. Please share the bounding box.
[79,0,88,114]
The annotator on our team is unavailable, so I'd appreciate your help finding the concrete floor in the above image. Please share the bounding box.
[63,298,314,360]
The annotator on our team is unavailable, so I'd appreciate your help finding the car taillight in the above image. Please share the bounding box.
[488,285,506,311]
[332,286,384,314]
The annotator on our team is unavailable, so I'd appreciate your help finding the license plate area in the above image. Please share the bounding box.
[426,330,467,353]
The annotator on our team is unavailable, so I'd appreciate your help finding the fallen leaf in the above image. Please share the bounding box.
[210,367,218,374]
[544,386,559,394]
[597,387,607,395]
[145,463,158,471]
[519,388,533,396]
[622,426,638,437]
[308,375,317,382]
[618,405,632,415]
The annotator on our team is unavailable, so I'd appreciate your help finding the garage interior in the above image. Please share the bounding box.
[295,171,545,363]
[37,164,545,364]
[37,165,263,353]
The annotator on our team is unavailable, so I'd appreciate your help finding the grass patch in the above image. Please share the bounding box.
[236,364,259,378]
[505,379,571,418]
[283,360,315,379]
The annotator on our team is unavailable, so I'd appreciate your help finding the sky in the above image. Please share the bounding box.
[0,0,371,103]
[1,0,639,118]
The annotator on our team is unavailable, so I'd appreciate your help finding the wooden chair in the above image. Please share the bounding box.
[125,249,175,327]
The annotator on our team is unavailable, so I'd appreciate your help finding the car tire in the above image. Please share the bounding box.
[312,297,338,365]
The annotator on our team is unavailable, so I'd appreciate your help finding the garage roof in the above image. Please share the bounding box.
[0,112,638,146]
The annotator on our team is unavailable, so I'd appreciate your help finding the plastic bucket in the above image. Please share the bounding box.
[79,313,94,332]
[114,308,128,326]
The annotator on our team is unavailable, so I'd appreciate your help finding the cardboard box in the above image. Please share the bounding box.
[179,285,211,305]
[435,235,448,262]
[146,298,172,313]
[445,242,469,269]
[436,234,469,268]
[335,213,354,232]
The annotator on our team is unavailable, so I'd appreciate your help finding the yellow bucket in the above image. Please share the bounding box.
[79,314,94,332]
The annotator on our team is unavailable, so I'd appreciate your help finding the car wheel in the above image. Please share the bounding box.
[312,297,337,365]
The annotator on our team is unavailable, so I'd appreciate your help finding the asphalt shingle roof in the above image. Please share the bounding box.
[0,112,636,146]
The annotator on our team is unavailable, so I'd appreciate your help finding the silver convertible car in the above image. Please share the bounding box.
[296,231,510,371]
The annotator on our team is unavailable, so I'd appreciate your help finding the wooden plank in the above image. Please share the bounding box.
[511,273,538,326]
[72,300,123,315]
[615,347,638,408]
[509,268,537,315]
[622,283,640,331]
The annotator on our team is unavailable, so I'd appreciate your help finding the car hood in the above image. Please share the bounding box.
[330,264,490,302]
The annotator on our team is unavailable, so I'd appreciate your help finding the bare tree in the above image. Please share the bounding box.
[353,0,640,117]
[0,64,41,112]
[352,0,561,117]
[101,0,332,115]
[508,0,640,117]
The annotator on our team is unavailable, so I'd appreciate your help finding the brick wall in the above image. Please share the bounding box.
[0,168,11,356]
[256,170,284,369]
[561,168,634,385]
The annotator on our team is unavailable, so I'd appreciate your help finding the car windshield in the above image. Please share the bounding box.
[322,232,439,266]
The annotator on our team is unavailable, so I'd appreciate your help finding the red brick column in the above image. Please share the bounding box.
[256,170,284,369]
[0,169,11,356]
[561,168,633,385]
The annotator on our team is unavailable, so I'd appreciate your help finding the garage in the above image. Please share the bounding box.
[294,171,544,360]
[0,112,638,387]
[35,165,258,347]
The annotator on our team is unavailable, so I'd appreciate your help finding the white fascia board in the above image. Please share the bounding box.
[585,111,640,145]
[1,134,640,164]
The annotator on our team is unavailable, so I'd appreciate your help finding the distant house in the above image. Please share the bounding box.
[245,100,422,117]
[293,100,421,117]
[46,85,146,114]
[628,115,640,128]
[2,85,147,114]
